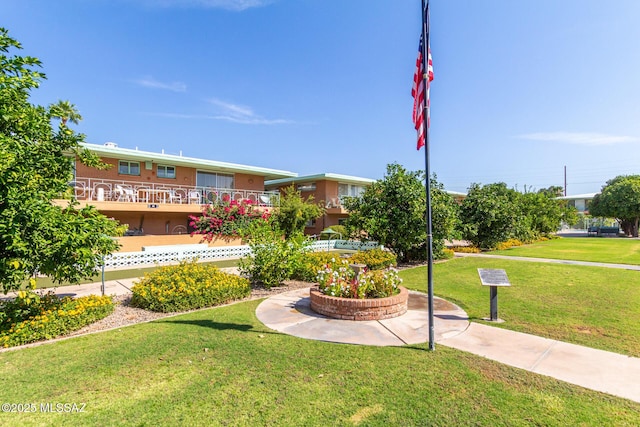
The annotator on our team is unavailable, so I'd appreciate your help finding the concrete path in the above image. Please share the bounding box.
[255,288,469,346]
[440,323,640,403]
[455,252,640,271]
[1,279,137,300]
[5,268,640,404]
[256,287,640,404]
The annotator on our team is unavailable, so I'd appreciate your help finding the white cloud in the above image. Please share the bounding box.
[144,0,273,11]
[133,76,187,92]
[143,98,293,125]
[207,98,293,125]
[518,132,639,146]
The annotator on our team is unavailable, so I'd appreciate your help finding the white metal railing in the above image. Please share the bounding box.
[69,177,280,207]
[103,240,349,270]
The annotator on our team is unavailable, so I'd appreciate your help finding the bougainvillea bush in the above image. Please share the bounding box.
[0,291,114,348]
[131,261,251,312]
[189,196,270,240]
[316,258,402,299]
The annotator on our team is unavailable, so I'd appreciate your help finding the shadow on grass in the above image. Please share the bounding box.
[159,319,280,336]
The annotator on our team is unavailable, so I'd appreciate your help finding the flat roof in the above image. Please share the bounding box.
[265,173,376,188]
[81,142,297,180]
[556,193,597,200]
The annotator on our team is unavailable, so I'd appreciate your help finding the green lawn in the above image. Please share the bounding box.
[400,257,640,357]
[0,299,638,426]
[490,237,640,265]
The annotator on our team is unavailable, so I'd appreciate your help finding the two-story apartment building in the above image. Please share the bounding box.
[66,142,296,244]
[265,174,376,236]
[63,143,467,250]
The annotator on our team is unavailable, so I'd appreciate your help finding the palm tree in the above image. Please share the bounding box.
[50,100,82,126]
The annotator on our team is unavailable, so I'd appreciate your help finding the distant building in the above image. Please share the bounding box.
[556,193,596,214]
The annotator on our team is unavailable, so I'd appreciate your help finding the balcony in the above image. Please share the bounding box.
[67,177,280,209]
[323,195,358,213]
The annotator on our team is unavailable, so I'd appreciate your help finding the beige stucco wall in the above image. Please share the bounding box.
[115,234,243,252]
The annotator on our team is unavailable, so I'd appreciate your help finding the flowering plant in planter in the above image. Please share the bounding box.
[316,258,402,299]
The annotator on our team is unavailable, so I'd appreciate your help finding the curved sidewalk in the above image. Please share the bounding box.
[255,287,469,346]
[256,287,640,404]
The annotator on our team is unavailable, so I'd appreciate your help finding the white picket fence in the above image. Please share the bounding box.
[103,240,334,270]
[103,240,382,270]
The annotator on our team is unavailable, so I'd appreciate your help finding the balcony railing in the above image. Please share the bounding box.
[324,195,359,210]
[68,177,280,207]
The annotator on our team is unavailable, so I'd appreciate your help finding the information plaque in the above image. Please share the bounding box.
[478,269,511,287]
[477,268,511,322]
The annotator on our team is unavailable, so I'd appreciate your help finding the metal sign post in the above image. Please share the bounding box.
[478,269,511,322]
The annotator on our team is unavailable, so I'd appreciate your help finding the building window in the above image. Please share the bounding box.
[157,165,176,179]
[118,161,140,176]
[338,183,366,197]
[196,171,234,189]
[305,219,316,227]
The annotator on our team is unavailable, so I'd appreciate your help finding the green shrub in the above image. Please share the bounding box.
[441,248,455,259]
[348,248,397,270]
[0,291,114,348]
[238,221,313,288]
[495,239,525,250]
[131,261,250,312]
[450,245,481,253]
[292,251,343,282]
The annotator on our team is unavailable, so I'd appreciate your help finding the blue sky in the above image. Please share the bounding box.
[4,0,640,195]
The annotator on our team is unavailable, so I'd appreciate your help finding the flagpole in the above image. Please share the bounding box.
[421,0,435,351]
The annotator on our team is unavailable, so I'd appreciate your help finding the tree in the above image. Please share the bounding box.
[520,189,577,237]
[49,100,82,126]
[342,163,458,262]
[459,182,522,249]
[0,28,123,293]
[272,185,324,239]
[589,175,640,237]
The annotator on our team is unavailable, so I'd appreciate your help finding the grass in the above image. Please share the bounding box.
[490,237,640,265]
[0,299,638,426]
[400,257,640,357]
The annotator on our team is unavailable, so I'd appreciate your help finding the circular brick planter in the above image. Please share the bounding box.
[309,286,408,321]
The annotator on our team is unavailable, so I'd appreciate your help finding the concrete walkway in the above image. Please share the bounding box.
[455,252,640,271]
[256,287,640,404]
[255,288,469,346]
[440,323,640,403]
[6,263,640,404]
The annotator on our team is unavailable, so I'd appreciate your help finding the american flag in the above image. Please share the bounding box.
[412,34,433,150]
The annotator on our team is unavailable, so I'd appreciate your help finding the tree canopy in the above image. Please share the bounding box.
[342,163,458,262]
[0,28,123,293]
[589,175,640,237]
[459,183,575,249]
[271,185,324,239]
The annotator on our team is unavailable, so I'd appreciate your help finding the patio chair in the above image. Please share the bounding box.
[189,191,202,204]
[259,195,271,206]
[167,190,182,204]
[115,185,136,202]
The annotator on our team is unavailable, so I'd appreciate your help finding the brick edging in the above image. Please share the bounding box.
[309,286,408,321]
